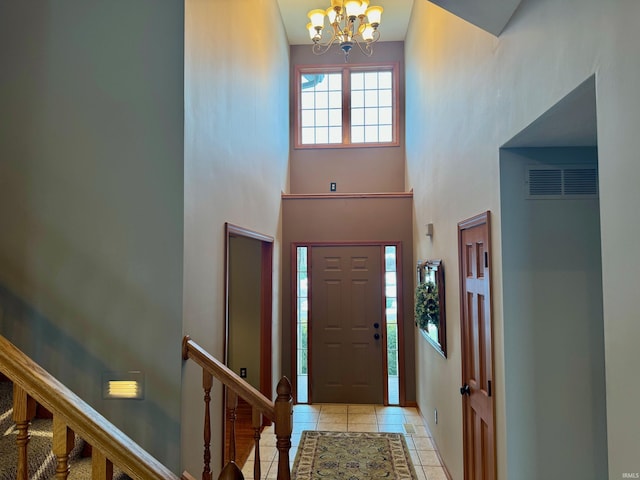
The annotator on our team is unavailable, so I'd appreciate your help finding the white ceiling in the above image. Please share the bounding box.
[276,0,524,46]
[276,0,415,46]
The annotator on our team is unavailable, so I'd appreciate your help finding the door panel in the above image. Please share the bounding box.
[311,245,384,404]
[459,212,495,480]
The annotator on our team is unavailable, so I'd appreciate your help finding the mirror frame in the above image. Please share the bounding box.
[416,259,447,358]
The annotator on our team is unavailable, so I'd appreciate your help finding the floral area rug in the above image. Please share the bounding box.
[292,431,418,480]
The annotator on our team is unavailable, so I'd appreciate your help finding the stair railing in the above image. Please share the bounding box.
[181,336,293,480]
[0,334,193,480]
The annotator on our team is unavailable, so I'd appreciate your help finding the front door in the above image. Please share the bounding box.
[310,245,384,404]
[459,212,496,479]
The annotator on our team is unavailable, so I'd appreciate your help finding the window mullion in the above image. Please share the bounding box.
[342,67,351,145]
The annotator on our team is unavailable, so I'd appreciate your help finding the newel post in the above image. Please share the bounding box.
[274,377,293,480]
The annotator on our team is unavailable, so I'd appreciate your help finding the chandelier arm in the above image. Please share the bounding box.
[312,21,346,54]
[354,37,374,57]
[312,39,337,55]
[331,19,341,37]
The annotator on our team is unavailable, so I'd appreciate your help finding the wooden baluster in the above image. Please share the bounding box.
[226,389,238,464]
[91,449,114,480]
[53,415,75,479]
[252,406,262,480]
[203,370,213,480]
[274,377,293,480]
[13,384,36,480]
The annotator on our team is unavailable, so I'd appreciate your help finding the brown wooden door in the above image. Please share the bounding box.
[310,245,384,404]
[459,212,495,480]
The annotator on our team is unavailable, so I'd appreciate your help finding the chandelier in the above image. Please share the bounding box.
[307,0,384,61]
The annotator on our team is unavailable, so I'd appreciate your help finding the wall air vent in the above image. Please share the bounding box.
[526,166,598,199]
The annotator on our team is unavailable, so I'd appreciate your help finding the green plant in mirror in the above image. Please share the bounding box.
[415,281,439,330]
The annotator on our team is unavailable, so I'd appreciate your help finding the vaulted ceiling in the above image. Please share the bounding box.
[276,0,523,46]
[278,0,600,148]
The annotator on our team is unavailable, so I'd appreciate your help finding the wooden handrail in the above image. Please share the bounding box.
[182,336,292,480]
[0,334,183,480]
[182,336,275,419]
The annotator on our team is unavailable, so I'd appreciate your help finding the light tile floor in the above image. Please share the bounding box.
[241,403,448,480]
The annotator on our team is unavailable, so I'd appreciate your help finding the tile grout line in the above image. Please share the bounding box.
[242,403,447,480]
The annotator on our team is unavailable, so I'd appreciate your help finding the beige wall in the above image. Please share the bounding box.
[0,1,184,470]
[406,0,640,478]
[228,236,262,390]
[182,0,289,474]
[289,42,406,194]
[281,196,415,403]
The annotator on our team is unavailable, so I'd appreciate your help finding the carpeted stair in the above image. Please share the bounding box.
[0,379,131,479]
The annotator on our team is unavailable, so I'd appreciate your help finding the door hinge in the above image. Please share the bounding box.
[487,380,492,397]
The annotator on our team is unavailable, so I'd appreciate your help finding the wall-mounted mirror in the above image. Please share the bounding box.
[416,259,447,358]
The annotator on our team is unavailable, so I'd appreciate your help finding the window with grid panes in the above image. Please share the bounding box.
[295,64,398,148]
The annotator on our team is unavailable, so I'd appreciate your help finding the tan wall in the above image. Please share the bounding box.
[228,236,262,390]
[281,196,415,403]
[182,0,290,474]
[289,42,406,194]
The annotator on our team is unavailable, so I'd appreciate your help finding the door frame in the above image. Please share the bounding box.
[458,211,496,479]
[224,222,273,399]
[290,241,406,405]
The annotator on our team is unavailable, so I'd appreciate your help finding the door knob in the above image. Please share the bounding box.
[374,333,381,340]
[460,384,470,396]
[373,322,380,329]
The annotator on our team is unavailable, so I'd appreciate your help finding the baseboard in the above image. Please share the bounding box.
[416,406,453,480]
[431,440,453,480]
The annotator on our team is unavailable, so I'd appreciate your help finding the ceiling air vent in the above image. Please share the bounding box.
[526,166,598,199]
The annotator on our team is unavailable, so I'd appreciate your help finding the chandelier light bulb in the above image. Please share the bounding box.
[307,22,319,41]
[362,24,374,42]
[326,7,338,25]
[365,6,383,27]
[344,0,362,19]
[307,9,326,30]
[357,0,370,17]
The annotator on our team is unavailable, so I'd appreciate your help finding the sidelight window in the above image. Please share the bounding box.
[384,245,399,405]
[296,246,309,403]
